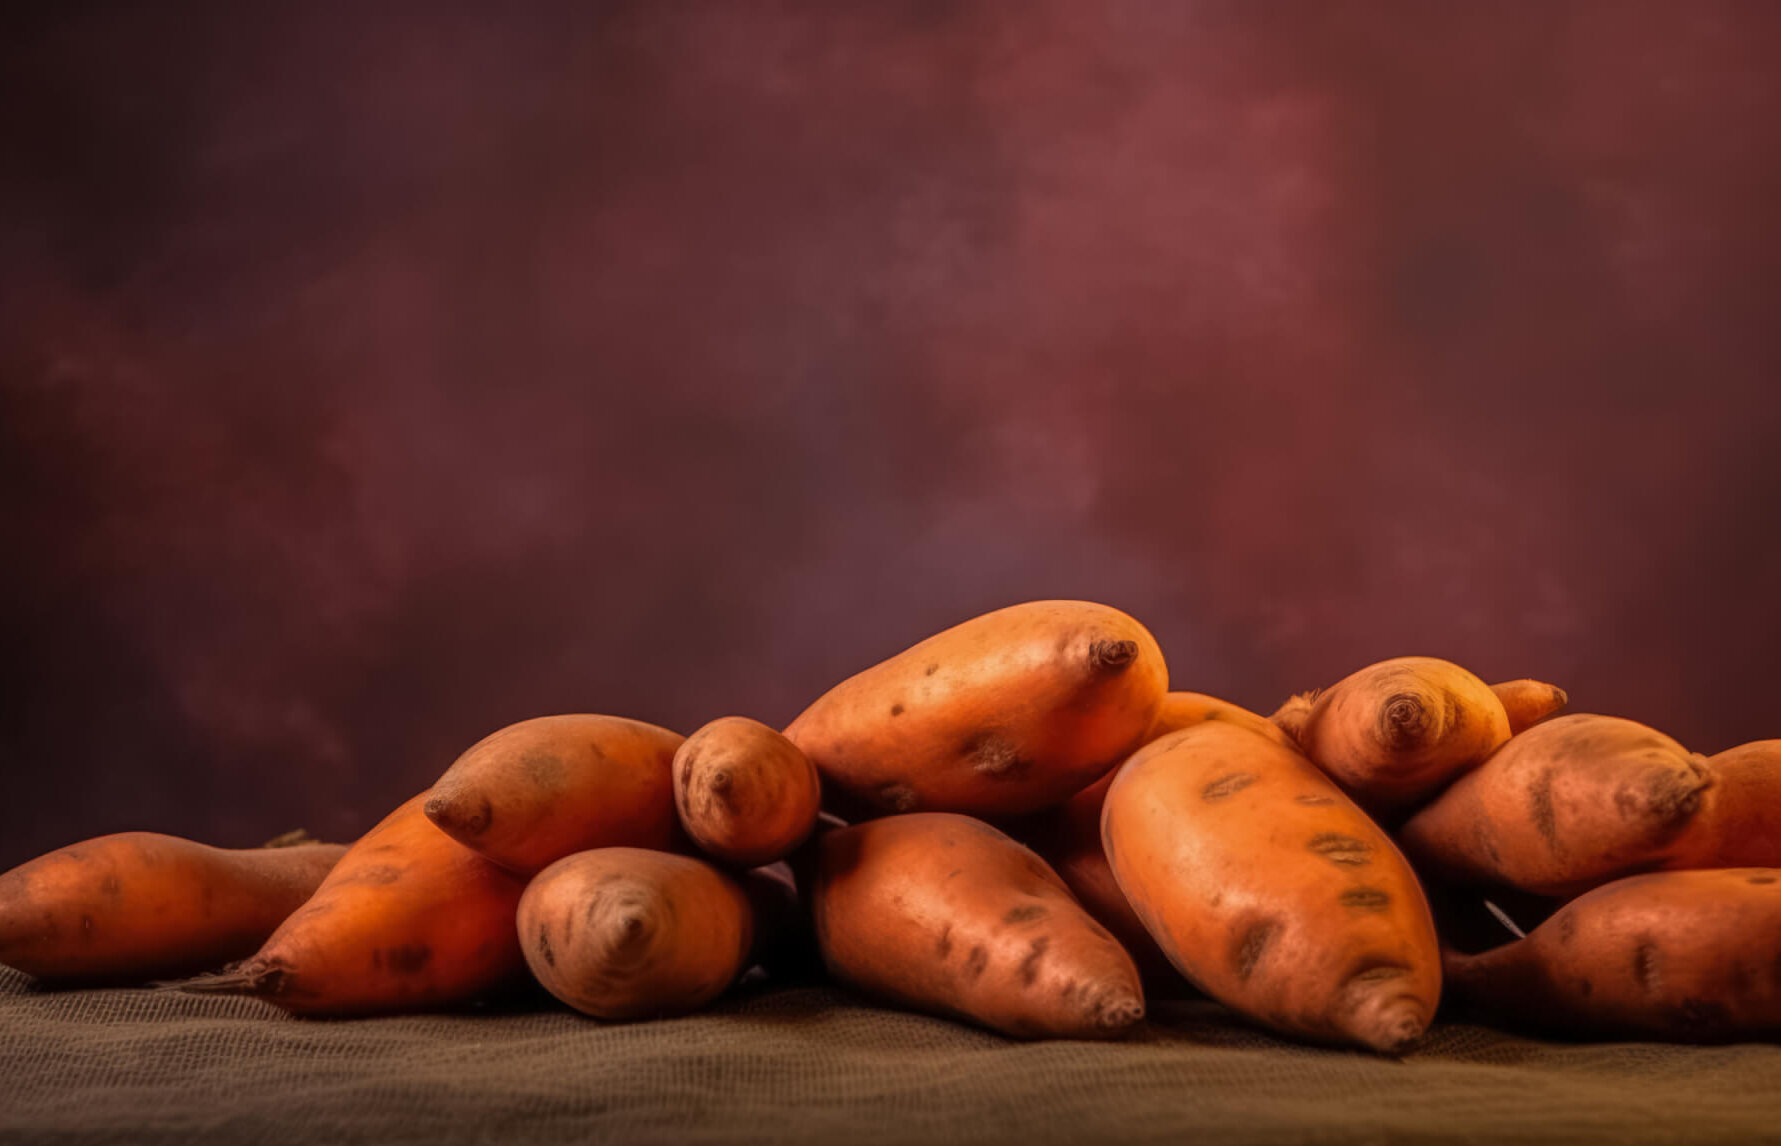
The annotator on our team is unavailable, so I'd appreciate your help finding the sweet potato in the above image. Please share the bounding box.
[1102,721,1441,1052]
[786,600,1167,819]
[673,717,820,866]
[1397,714,1714,897]
[1280,656,1511,815]
[0,832,345,983]
[1673,739,1781,869]
[518,848,753,1020]
[1490,679,1569,735]
[808,812,1144,1039]
[425,714,683,875]
[180,795,527,1014]
[1444,868,1781,1040]
[1150,691,1295,749]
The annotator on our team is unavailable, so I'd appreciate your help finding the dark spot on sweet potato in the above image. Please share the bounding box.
[935,924,953,959]
[521,749,564,790]
[349,865,403,886]
[386,944,433,975]
[426,793,493,838]
[100,875,121,898]
[1749,875,1777,885]
[1294,794,1336,806]
[1201,772,1258,801]
[1308,833,1372,867]
[1528,766,1560,852]
[966,733,1030,780]
[1578,978,1594,997]
[1209,892,1223,908]
[1089,639,1138,673]
[1632,940,1660,994]
[876,783,919,812]
[1379,692,1432,753]
[890,703,904,716]
[925,663,939,676]
[1339,888,1391,912]
[965,945,988,980]
[1019,936,1050,986]
[536,926,555,968]
[1003,904,1048,925]
[1556,911,1578,945]
[1346,963,1409,986]
[1442,688,1463,734]
[1230,918,1281,981]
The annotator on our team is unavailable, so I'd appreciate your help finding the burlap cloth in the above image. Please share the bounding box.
[3,966,1777,1145]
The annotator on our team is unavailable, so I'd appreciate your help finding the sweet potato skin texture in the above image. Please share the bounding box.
[1445,868,1781,1040]
[809,813,1144,1039]
[1103,722,1441,1052]
[208,795,527,1015]
[425,714,683,875]
[0,834,345,983]
[1150,691,1295,749]
[519,848,753,1020]
[1674,740,1781,869]
[1490,679,1569,735]
[786,601,1167,819]
[673,717,821,867]
[1289,656,1511,816]
[1397,714,1713,897]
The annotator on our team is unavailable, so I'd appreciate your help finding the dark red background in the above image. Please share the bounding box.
[3,2,1778,867]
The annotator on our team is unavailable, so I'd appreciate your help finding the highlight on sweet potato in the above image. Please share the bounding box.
[1150,691,1295,749]
[178,795,527,1015]
[1444,868,1781,1041]
[1282,656,1511,815]
[0,832,345,983]
[1490,679,1569,735]
[1102,721,1441,1053]
[786,600,1167,819]
[425,714,683,875]
[519,848,753,1020]
[673,717,821,867]
[808,812,1145,1039]
[1397,714,1713,897]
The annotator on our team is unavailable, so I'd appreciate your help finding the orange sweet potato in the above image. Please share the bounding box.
[673,717,821,866]
[1102,721,1441,1052]
[425,714,683,875]
[1279,657,1511,816]
[1672,739,1781,870]
[808,812,1144,1039]
[1150,691,1295,749]
[518,848,754,1020]
[1490,679,1569,735]
[1444,868,1781,1040]
[786,601,1167,819]
[180,795,527,1015]
[1397,714,1714,897]
[0,832,345,983]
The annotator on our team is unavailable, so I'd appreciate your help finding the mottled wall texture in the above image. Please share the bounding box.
[2,2,1777,866]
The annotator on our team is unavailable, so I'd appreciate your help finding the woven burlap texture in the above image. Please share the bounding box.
[4,967,1778,1145]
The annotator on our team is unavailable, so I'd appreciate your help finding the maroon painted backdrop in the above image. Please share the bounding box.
[2,1,1778,867]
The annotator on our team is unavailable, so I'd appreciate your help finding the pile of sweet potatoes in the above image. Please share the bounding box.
[4,600,1777,1048]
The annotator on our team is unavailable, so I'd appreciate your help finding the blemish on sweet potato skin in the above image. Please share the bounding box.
[1229,918,1280,982]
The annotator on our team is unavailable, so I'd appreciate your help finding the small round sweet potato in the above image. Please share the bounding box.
[1103,721,1441,1053]
[1490,679,1569,735]
[425,714,683,875]
[1444,868,1781,1040]
[178,795,527,1015]
[1285,657,1511,816]
[0,833,345,983]
[1397,714,1712,897]
[786,600,1167,819]
[809,812,1144,1039]
[673,717,820,866]
[519,848,753,1020]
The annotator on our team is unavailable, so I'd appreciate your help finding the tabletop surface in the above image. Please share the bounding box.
[4,966,1778,1145]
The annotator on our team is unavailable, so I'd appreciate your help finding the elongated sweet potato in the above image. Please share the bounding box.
[809,812,1144,1039]
[425,714,683,875]
[1282,657,1511,815]
[1490,679,1569,735]
[1103,721,1441,1052]
[786,601,1167,819]
[1444,868,1781,1040]
[0,833,345,983]
[1397,714,1714,897]
[1150,691,1295,749]
[674,717,820,866]
[519,848,753,1020]
[179,795,527,1014]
